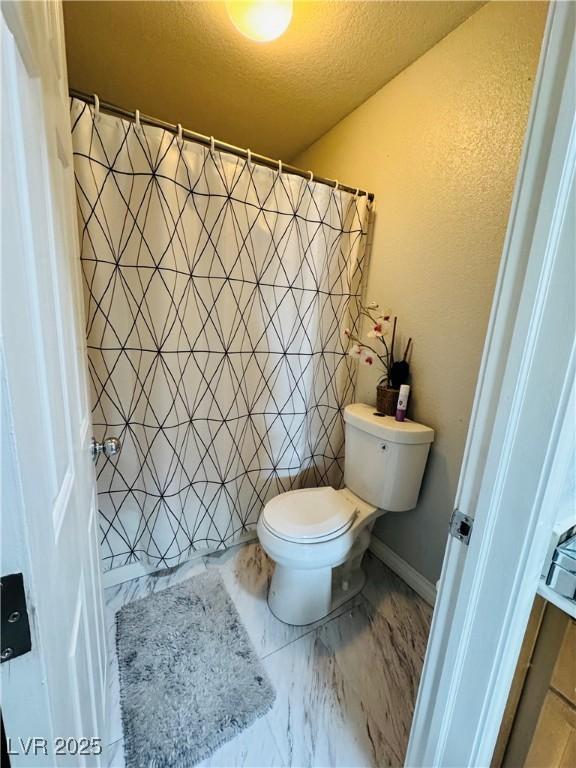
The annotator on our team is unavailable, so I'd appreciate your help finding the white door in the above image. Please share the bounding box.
[406,4,575,766]
[1,2,109,765]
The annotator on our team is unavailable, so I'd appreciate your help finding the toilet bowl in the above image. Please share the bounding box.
[257,486,379,625]
[257,403,435,625]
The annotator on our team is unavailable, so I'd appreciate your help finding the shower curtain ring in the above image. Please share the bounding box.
[278,160,283,174]
[210,136,215,153]
[135,109,141,131]
[176,123,183,144]
[355,188,360,198]
[93,94,100,121]
[308,171,314,182]
[334,179,340,191]
[247,148,252,165]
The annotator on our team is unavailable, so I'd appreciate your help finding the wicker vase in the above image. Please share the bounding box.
[376,383,399,416]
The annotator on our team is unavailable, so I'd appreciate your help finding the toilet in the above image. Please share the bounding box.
[257,403,434,625]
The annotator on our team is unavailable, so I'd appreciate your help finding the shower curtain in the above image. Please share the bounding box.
[70,98,371,573]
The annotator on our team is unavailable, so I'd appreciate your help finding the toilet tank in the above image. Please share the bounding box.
[343,403,434,512]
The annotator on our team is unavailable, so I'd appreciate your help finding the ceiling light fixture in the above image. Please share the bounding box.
[225,0,293,43]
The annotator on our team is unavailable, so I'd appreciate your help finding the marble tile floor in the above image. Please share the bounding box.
[103,542,432,768]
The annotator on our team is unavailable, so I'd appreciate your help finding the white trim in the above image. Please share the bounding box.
[537,580,576,620]
[407,5,575,766]
[101,533,258,587]
[369,536,436,607]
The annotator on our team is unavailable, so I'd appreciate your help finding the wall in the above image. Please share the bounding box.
[293,1,547,582]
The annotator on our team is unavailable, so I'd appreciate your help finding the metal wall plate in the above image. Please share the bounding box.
[1,573,32,663]
[449,509,474,546]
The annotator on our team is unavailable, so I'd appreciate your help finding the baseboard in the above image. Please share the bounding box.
[101,533,438,606]
[101,559,165,588]
[369,536,437,607]
[101,532,258,588]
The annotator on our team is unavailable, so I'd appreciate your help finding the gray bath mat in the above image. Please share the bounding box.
[116,570,275,768]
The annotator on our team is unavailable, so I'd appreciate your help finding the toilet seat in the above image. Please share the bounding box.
[261,487,357,543]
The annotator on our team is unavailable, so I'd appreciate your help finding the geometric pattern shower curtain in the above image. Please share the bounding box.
[70,98,371,573]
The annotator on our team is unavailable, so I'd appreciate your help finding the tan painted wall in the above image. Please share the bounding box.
[293,1,547,582]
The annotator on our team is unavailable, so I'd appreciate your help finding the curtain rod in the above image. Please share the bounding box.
[69,89,374,202]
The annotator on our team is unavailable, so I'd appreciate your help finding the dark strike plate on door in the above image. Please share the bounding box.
[1,573,32,662]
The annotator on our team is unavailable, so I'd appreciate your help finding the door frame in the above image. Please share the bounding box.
[406,3,575,765]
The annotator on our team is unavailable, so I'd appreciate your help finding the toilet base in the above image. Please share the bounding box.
[331,562,366,613]
[268,564,332,626]
[267,561,367,626]
[268,548,366,627]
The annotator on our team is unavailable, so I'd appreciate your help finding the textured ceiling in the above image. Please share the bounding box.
[63,1,484,160]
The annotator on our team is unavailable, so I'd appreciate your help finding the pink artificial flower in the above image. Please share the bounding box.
[343,327,351,337]
[361,354,374,366]
[348,343,363,358]
[367,316,389,338]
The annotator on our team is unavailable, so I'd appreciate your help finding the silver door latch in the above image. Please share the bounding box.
[91,436,121,461]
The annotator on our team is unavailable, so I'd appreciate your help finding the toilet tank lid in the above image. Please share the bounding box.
[344,403,435,445]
